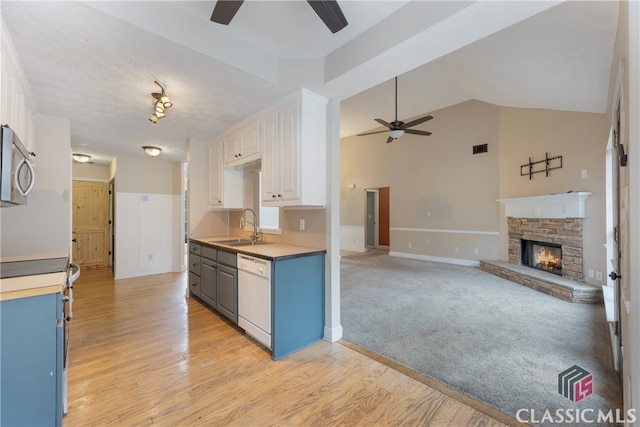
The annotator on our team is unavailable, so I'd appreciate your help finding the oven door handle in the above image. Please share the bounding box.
[65,263,80,321]
[68,263,80,284]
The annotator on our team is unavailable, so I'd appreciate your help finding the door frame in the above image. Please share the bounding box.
[365,189,379,249]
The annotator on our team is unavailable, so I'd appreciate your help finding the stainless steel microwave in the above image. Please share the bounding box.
[0,125,35,207]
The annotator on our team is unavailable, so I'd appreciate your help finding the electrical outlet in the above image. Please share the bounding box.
[299,219,305,230]
[474,248,479,255]
[596,271,603,281]
[588,269,594,278]
[455,247,460,253]
[408,243,413,249]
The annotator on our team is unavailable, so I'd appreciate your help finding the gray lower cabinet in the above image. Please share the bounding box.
[217,263,237,323]
[1,293,63,427]
[188,241,237,325]
[200,257,217,307]
[188,242,202,297]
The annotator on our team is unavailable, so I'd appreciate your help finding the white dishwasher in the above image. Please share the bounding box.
[237,253,272,349]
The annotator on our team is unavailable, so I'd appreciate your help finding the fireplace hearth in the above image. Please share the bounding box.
[480,193,602,303]
[522,240,562,276]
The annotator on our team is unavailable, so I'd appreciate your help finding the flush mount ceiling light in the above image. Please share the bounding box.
[143,146,162,157]
[148,81,172,123]
[72,153,91,163]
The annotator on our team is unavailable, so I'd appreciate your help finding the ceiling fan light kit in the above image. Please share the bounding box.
[357,76,433,143]
[149,80,172,124]
[210,0,348,33]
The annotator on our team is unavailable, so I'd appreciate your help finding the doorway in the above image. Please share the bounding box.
[365,187,390,250]
[72,180,110,268]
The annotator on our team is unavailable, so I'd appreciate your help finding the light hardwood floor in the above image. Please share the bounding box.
[64,267,516,426]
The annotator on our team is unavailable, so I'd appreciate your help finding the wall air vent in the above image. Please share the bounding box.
[473,143,488,154]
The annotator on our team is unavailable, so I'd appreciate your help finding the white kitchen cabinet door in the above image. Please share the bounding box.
[223,121,260,167]
[239,122,260,159]
[261,90,327,207]
[260,110,279,202]
[223,133,240,165]
[209,139,224,208]
[209,139,244,210]
[278,100,301,202]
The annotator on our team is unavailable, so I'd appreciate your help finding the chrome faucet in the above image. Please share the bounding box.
[240,208,261,243]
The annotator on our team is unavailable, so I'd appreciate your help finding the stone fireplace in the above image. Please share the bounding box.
[480,192,602,303]
[508,217,584,281]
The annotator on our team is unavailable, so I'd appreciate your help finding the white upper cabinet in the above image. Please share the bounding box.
[223,121,261,167]
[209,138,244,210]
[212,88,327,209]
[1,25,37,151]
[261,89,327,207]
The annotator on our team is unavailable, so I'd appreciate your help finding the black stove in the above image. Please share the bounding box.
[0,257,69,279]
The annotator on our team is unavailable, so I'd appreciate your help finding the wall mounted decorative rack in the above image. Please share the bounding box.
[520,153,563,180]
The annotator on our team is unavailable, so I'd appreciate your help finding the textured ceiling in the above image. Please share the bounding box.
[0,1,619,166]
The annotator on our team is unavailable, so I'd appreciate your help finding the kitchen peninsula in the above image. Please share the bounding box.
[188,236,325,360]
[0,254,70,427]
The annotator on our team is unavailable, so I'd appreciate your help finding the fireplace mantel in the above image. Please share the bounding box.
[498,192,592,219]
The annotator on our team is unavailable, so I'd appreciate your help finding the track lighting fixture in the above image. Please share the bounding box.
[148,80,172,123]
[143,146,162,157]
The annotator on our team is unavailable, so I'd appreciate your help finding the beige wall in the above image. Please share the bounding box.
[341,100,501,262]
[1,114,72,257]
[115,155,182,195]
[498,107,609,282]
[341,99,609,279]
[72,163,111,181]
[229,208,327,249]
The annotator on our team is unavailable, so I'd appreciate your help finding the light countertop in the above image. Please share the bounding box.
[190,236,326,261]
[0,253,68,301]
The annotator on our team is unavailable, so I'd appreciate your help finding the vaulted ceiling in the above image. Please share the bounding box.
[1,1,619,165]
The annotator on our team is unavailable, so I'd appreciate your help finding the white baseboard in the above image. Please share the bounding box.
[389,251,480,267]
[323,325,343,342]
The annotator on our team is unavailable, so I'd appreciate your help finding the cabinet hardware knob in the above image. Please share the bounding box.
[609,271,621,280]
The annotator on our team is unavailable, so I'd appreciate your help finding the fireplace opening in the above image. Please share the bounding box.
[521,240,562,276]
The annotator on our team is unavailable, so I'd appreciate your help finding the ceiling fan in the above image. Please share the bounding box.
[357,77,433,144]
[210,0,348,34]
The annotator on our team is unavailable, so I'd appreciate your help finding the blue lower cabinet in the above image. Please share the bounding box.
[272,253,325,360]
[1,293,63,427]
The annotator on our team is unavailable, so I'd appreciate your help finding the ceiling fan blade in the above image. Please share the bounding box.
[357,129,390,137]
[404,129,432,136]
[211,0,244,25]
[307,1,348,33]
[386,136,395,144]
[374,118,394,129]
[402,115,433,129]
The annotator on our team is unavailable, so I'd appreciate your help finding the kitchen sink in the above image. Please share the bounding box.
[205,238,270,247]
[208,238,247,244]
[225,240,270,247]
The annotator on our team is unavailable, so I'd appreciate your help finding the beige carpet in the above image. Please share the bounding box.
[340,251,622,427]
